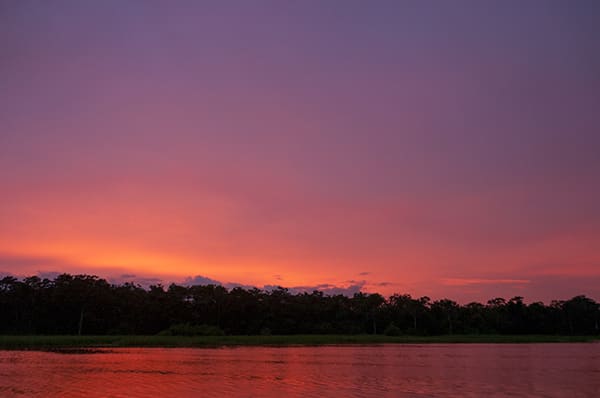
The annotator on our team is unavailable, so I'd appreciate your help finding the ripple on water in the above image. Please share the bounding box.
[0,344,599,397]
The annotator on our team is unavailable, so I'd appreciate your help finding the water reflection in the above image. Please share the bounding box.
[1,344,599,397]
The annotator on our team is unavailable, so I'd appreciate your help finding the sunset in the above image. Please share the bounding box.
[1,2,599,396]
[3,1,599,304]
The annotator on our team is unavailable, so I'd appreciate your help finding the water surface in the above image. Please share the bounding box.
[1,344,599,397]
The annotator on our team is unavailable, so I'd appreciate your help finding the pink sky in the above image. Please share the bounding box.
[1,2,599,303]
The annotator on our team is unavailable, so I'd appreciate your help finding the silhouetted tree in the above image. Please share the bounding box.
[0,274,598,336]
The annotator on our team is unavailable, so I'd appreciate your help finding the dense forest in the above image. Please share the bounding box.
[1,274,598,336]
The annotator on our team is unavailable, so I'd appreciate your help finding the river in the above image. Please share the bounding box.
[1,344,599,397]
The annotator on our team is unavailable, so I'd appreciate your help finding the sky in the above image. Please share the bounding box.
[1,1,599,303]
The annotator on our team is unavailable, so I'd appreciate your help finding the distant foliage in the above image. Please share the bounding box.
[158,323,224,336]
[0,274,598,336]
[383,322,402,336]
[260,327,272,336]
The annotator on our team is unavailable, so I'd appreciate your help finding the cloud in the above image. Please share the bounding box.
[183,275,222,286]
[224,282,258,290]
[180,275,368,296]
[109,274,165,288]
[181,275,256,290]
[320,283,364,296]
[442,278,530,286]
[264,280,367,296]
[0,256,379,297]
[358,272,371,276]
[37,271,62,280]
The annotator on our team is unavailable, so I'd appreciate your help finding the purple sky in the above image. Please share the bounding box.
[1,1,599,302]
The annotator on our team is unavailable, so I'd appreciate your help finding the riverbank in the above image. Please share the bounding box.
[0,334,598,350]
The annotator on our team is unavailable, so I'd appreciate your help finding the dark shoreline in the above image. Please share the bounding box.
[1,334,598,350]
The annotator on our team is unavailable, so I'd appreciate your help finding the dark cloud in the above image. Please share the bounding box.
[182,275,222,286]
[0,270,15,278]
[37,271,62,280]
[181,276,261,291]
[108,275,165,288]
[225,282,258,290]
[358,272,371,276]
[264,281,367,296]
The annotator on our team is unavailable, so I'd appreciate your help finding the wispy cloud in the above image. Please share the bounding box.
[442,278,530,286]
[0,253,69,270]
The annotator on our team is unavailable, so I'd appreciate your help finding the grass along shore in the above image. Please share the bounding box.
[0,334,598,350]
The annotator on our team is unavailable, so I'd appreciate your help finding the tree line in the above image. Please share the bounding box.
[1,274,598,336]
